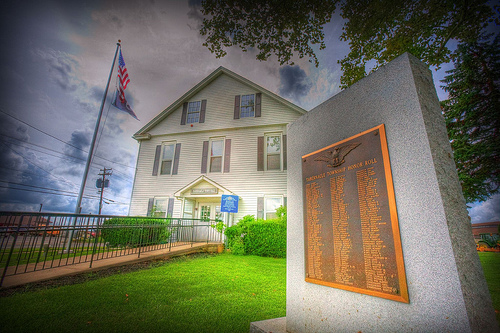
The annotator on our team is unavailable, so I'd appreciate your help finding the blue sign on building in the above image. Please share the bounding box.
[220,195,239,213]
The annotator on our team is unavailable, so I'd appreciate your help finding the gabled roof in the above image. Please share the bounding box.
[173,175,235,198]
[133,66,306,140]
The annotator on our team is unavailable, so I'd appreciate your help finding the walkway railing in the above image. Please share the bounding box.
[0,212,222,286]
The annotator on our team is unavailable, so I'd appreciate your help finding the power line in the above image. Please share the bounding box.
[0,142,79,191]
[0,108,136,170]
[0,184,130,205]
[0,138,134,184]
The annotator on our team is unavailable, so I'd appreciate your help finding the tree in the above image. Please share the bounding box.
[338,0,495,88]
[199,0,338,67]
[199,0,496,84]
[441,35,500,203]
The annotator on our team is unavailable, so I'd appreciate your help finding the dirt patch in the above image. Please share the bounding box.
[0,252,216,298]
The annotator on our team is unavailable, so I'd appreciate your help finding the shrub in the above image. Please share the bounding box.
[224,210,286,258]
[244,219,286,258]
[101,217,172,247]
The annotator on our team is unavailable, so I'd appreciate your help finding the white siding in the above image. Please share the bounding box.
[148,74,302,136]
[130,72,302,222]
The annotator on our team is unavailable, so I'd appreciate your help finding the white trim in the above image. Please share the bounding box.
[264,195,283,219]
[264,132,283,171]
[152,196,169,218]
[173,175,235,198]
[159,140,177,176]
[208,136,225,173]
[132,67,306,140]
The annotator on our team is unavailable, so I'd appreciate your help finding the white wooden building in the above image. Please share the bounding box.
[129,67,306,225]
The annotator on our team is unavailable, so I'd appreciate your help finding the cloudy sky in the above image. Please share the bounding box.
[0,0,497,222]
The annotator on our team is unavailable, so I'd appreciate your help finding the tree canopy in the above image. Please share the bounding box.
[198,0,500,203]
[339,0,495,88]
[441,35,500,203]
[199,0,337,67]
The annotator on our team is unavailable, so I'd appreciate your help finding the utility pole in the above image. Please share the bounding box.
[97,168,112,215]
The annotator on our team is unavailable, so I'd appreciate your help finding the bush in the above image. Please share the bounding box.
[225,207,287,258]
[245,219,286,258]
[101,217,172,247]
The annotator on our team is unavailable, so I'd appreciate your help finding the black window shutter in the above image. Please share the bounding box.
[257,197,264,219]
[283,197,287,207]
[201,141,209,173]
[152,145,161,176]
[234,95,240,119]
[282,134,287,170]
[255,93,262,117]
[224,139,231,173]
[172,143,181,175]
[199,100,207,123]
[181,102,188,125]
[257,136,264,171]
[147,198,154,216]
[167,198,175,217]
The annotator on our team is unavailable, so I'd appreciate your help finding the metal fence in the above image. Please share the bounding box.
[0,212,223,286]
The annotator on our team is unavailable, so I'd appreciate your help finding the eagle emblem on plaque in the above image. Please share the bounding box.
[314,142,361,167]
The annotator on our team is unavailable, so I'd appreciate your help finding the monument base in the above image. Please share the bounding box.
[249,317,286,333]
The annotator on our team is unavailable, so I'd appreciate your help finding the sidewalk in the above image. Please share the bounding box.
[1,242,220,289]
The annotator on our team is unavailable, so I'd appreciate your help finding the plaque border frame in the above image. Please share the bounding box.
[302,124,409,303]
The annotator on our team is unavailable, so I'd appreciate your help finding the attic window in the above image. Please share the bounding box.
[240,94,255,118]
[187,101,201,123]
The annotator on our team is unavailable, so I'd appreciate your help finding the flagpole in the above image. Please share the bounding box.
[65,40,121,252]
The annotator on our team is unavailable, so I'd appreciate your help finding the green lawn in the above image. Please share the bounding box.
[0,254,286,333]
[478,252,500,323]
[0,252,498,332]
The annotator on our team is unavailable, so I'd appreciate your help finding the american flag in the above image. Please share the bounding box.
[112,49,138,120]
[117,50,130,103]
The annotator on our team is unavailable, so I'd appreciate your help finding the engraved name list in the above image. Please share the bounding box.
[302,124,408,303]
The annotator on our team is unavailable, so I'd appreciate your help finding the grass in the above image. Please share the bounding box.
[478,252,500,323]
[0,254,286,333]
[0,252,498,332]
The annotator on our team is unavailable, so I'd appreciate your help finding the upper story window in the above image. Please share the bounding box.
[266,134,282,171]
[257,132,286,172]
[181,100,206,125]
[240,94,255,118]
[209,138,225,173]
[234,93,261,119]
[161,142,176,175]
[201,138,232,174]
[187,101,201,124]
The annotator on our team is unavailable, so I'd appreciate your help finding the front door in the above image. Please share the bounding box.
[198,203,223,242]
[199,203,222,221]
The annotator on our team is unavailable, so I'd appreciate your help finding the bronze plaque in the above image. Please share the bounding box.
[302,124,409,303]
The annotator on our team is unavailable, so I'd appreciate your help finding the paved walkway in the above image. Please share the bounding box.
[1,242,221,289]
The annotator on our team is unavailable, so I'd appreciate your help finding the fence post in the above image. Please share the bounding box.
[191,219,195,247]
[0,215,23,287]
[138,218,144,258]
[89,216,101,268]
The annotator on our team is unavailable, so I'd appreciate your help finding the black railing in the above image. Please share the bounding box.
[0,212,222,286]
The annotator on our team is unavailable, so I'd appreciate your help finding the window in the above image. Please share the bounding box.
[265,196,283,220]
[160,143,175,175]
[152,197,168,218]
[187,101,201,124]
[266,134,282,170]
[240,94,255,118]
[209,138,224,173]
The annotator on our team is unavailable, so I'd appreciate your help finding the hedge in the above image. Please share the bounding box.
[101,217,172,247]
[225,207,287,258]
[244,219,286,258]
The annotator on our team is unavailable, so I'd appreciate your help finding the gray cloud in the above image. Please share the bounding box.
[63,130,91,161]
[187,0,203,29]
[279,65,312,102]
